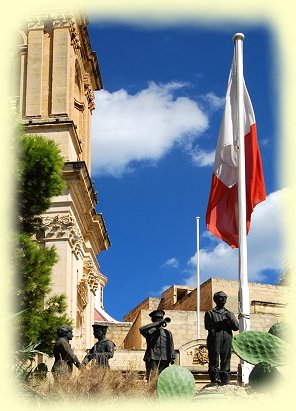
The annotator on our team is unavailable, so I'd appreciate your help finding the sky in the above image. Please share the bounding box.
[86,19,285,322]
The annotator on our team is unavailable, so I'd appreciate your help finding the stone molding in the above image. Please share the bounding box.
[42,214,83,256]
[83,73,95,112]
[26,12,81,52]
[26,10,73,30]
[69,19,81,50]
[83,259,100,292]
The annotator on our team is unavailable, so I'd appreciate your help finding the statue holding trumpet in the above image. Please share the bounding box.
[139,309,175,380]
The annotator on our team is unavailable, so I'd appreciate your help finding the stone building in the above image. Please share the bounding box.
[104,277,288,373]
[13,9,113,356]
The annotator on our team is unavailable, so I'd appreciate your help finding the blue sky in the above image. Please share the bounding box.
[87,20,285,321]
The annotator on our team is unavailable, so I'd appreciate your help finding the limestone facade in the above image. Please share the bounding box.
[14,10,110,356]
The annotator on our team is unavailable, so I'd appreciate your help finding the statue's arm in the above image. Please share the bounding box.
[204,311,217,330]
[227,312,239,331]
[104,341,115,359]
[82,346,95,365]
[169,331,176,361]
[62,339,81,368]
[139,321,162,336]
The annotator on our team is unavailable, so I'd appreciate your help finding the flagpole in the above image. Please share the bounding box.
[233,32,252,385]
[196,216,200,340]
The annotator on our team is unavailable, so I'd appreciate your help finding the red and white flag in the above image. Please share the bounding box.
[206,58,266,248]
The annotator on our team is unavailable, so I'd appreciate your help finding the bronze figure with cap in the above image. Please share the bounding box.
[139,309,175,380]
[82,324,116,368]
[204,291,239,385]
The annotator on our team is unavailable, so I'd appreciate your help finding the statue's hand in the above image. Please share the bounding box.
[225,312,232,320]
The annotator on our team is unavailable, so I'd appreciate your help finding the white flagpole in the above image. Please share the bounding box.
[233,33,252,385]
[196,216,200,340]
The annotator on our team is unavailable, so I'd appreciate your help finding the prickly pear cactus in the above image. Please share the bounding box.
[249,361,282,392]
[156,365,196,400]
[231,331,289,366]
[268,322,289,342]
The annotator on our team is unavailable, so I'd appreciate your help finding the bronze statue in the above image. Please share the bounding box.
[51,325,81,375]
[204,291,239,385]
[139,309,175,380]
[82,324,115,368]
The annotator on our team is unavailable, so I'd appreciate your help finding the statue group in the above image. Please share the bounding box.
[139,292,238,385]
[51,323,116,376]
[52,290,238,386]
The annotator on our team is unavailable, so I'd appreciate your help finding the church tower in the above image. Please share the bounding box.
[14,9,111,355]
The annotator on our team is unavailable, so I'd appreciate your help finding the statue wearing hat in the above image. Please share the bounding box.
[139,309,175,380]
[51,325,81,375]
[82,324,115,368]
[204,291,239,385]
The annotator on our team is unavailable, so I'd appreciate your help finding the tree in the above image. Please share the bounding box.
[15,128,72,355]
[17,132,66,233]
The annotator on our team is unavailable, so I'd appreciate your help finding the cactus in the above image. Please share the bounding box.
[231,331,289,367]
[248,361,282,392]
[156,365,196,400]
[268,322,289,342]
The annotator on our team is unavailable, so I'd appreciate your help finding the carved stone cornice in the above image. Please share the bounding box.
[26,12,82,52]
[26,10,74,30]
[83,73,95,112]
[69,19,81,50]
[83,259,100,292]
[42,214,83,255]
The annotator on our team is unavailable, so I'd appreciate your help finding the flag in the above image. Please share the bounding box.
[206,57,266,248]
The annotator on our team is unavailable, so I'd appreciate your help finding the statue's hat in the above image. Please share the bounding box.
[149,309,165,318]
[213,291,227,299]
[92,323,109,331]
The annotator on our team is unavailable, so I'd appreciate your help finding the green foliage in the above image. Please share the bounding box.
[13,341,44,382]
[268,322,289,342]
[17,131,65,233]
[156,365,196,400]
[37,295,72,354]
[14,127,72,357]
[248,361,282,393]
[231,331,289,367]
[232,327,290,391]
[15,233,72,354]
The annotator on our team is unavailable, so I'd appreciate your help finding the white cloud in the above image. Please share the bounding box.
[162,257,179,269]
[185,188,288,285]
[189,146,215,167]
[91,82,210,176]
[203,92,225,110]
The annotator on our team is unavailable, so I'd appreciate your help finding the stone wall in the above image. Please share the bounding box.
[108,311,281,371]
[158,278,288,319]
[103,322,132,349]
[122,308,283,352]
[124,312,143,349]
[109,349,146,372]
[124,297,160,322]
[158,285,194,310]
